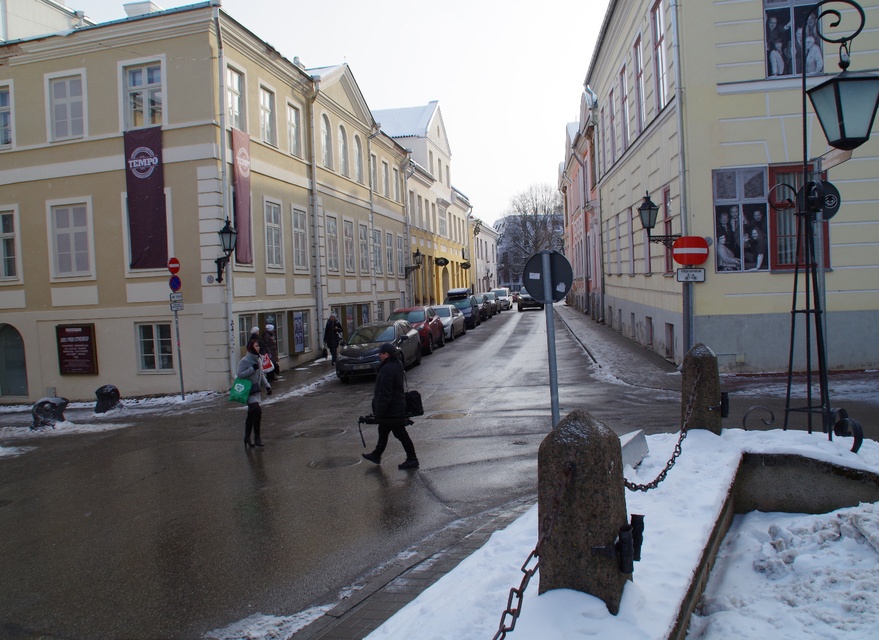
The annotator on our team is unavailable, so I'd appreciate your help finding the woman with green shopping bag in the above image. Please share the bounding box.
[236,336,272,448]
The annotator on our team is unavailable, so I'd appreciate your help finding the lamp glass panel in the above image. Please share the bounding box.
[838,78,879,140]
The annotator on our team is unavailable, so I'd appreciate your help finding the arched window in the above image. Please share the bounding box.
[338,125,349,177]
[354,135,364,183]
[321,114,333,169]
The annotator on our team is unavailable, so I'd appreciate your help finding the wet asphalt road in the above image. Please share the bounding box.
[1,306,874,639]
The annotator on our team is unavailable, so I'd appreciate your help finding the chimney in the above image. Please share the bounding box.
[124,2,164,18]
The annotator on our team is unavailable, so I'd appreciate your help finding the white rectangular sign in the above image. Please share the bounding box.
[676,268,705,282]
[170,302,184,311]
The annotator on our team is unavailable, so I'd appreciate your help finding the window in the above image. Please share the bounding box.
[437,160,442,184]
[633,37,646,135]
[712,168,769,272]
[50,202,91,277]
[124,62,162,129]
[370,154,377,190]
[608,89,617,163]
[439,207,447,237]
[0,85,11,146]
[627,208,635,275]
[49,74,84,140]
[372,229,382,274]
[765,1,823,78]
[326,215,339,271]
[619,66,629,149]
[652,1,668,112]
[259,86,276,145]
[382,161,390,197]
[137,323,173,371]
[292,208,308,270]
[344,219,355,272]
[265,200,282,268]
[321,115,333,169]
[272,312,287,356]
[599,107,606,174]
[354,136,364,183]
[1,210,17,279]
[227,67,245,130]
[359,224,369,272]
[338,125,349,177]
[417,195,424,228]
[287,104,301,157]
[386,231,394,274]
[769,164,829,270]
[397,235,404,276]
[238,315,255,347]
[393,167,400,201]
[663,188,674,274]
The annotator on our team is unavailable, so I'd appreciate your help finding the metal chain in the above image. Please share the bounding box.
[492,461,574,640]
[625,372,701,492]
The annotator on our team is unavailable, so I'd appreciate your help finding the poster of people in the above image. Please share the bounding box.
[714,203,769,272]
[293,312,304,353]
[764,4,824,78]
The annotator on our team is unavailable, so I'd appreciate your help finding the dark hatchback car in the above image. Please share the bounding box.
[388,306,445,354]
[335,320,421,382]
[444,292,481,329]
[474,293,493,321]
[517,291,544,311]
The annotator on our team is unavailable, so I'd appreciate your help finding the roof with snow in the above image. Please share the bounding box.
[372,101,439,139]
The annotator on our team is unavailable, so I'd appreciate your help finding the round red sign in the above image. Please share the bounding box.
[168,257,180,275]
[672,236,710,266]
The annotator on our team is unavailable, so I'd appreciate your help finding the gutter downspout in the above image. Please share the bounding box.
[670,0,693,353]
[402,153,415,306]
[571,151,590,314]
[366,125,381,313]
[308,78,326,343]
[212,0,235,380]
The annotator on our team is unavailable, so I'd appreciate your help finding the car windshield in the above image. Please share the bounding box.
[449,299,471,310]
[349,325,395,344]
[433,307,450,317]
[484,293,496,300]
[492,289,508,297]
[388,310,424,323]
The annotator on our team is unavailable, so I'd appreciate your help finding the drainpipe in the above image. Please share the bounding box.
[670,0,693,353]
[212,0,235,380]
[572,151,590,314]
[366,125,381,314]
[307,77,326,343]
[402,152,415,306]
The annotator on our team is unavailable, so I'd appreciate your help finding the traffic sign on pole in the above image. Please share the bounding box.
[672,236,710,266]
[168,257,180,275]
[169,275,182,292]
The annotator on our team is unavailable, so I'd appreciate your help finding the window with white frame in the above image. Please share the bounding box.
[292,207,308,270]
[619,66,629,150]
[382,160,390,197]
[227,67,245,131]
[326,215,339,271]
[608,89,617,164]
[265,200,282,268]
[50,202,91,277]
[137,322,173,371]
[354,135,364,183]
[1,210,18,279]
[238,315,255,347]
[633,37,646,135]
[272,312,287,356]
[396,235,404,276]
[344,219,355,272]
[321,114,333,169]
[372,229,382,274]
[259,86,276,145]
[338,125,349,177]
[0,85,11,147]
[393,167,400,201]
[438,207,447,237]
[370,154,377,190]
[359,223,369,273]
[124,62,162,129]
[652,0,668,112]
[288,104,301,157]
[49,74,84,140]
[386,231,393,274]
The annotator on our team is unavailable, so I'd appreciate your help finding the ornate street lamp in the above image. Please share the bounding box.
[215,218,238,284]
[404,248,423,276]
[637,191,680,248]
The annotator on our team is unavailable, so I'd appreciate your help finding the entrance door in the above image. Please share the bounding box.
[0,324,28,396]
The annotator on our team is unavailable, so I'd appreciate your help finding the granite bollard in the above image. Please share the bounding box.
[538,410,629,614]
[680,343,722,434]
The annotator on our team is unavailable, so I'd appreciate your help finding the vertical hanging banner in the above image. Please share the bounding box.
[231,128,253,264]
[124,126,168,269]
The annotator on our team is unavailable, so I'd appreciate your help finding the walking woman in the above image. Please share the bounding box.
[237,336,272,448]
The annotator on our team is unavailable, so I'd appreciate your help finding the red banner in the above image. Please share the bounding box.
[231,128,253,264]
[124,127,168,269]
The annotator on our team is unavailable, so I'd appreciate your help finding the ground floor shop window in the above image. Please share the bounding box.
[137,323,173,371]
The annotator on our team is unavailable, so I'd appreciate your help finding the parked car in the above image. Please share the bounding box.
[479,291,501,315]
[388,306,445,354]
[491,287,512,310]
[517,291,544,311]
[430,304,466,341]
[474,293,493,321]
[444,289,481,329]
[335,320,421,382]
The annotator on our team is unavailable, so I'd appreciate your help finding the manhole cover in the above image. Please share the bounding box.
[427,412,468,420]
[307,457,361,470]
[297,429,346,438]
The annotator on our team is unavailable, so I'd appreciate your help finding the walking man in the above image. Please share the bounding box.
[323,314,343,364]
[362,343,419,469]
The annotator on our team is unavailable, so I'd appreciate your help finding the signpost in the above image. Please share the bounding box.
[168,258,185,400]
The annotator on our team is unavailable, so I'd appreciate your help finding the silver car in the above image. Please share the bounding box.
[430,304,467,341]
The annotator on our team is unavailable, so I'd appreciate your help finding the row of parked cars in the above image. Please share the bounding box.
[334,287,516,382]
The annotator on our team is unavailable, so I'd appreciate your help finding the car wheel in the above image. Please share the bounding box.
[415,346,422,367]
[339,374,351,383]
[518,305,524,312]
[447,327,454,342]
[438,330,445,347]
[424,334,434,355]
[461,323,466,335]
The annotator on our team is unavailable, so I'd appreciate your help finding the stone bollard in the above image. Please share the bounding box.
[680,343,722,434]
[538,410,629,614]
[94,384,122,414]
[32,397,69,430]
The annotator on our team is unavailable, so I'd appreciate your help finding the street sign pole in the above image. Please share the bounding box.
[168,259,185,401]
[542,251,561,427]
[173,308,185,401]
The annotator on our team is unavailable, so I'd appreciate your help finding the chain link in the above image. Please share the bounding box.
[625,372,701,492]
[492,461,574,640]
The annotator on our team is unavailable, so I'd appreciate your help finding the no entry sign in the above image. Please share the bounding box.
[167,257,180,274]
[672,236,709,266]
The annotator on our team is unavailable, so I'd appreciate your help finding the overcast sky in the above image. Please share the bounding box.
[69,0,610,226]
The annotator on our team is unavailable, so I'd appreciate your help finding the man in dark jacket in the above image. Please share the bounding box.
[362,343,419,469]
[323,314,343,364]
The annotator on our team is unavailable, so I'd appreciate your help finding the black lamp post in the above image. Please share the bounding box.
[215,218,238,284]
[637,191,680,248]
[783,0,876,446]
[404,248,423,276]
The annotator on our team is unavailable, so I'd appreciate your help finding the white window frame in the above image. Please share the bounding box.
[652,0,668,113]
[438,207,448,237]
[120,189,174,276]
[354,135,364,183]
[633,36,646,135]
[265,199,283,269]
[396,235,405,276]
[226,65,245,131]
[46,70,86,141]
[0,82,13,148]
[259,84,277,146]
[370,153,377,191]
[338,124,349,177]
[287,102,301,157]
[382,161,390,197]
[619,65,630,150]
[136,322,174,372]
[0,205,22,283]
[46,197,95,281]
[321,114,333,169]
[343,219,356,273]
[292,207,308,271]
[359,223,370,273]
[386,231,394,274]
[326,214,339,271]
[372,228,383,274]
[393,167,400,201]
[119,57,165,130]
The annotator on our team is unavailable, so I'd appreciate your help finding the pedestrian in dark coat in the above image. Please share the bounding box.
[361,343,419,469]
[323,314,343,364]
[262,324,280,381]
[237,337,271,448]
